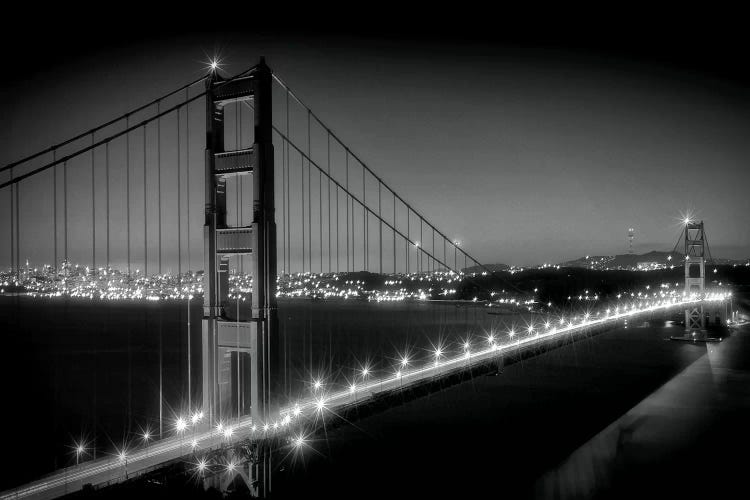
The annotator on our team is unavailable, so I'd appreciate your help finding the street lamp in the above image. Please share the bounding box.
[74,442,86,466]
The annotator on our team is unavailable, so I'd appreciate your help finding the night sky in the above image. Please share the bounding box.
[2,15,749,269]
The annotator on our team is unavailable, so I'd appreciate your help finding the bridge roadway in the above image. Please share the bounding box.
[0,296,723,500]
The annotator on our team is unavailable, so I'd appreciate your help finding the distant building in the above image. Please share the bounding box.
[636,261,666,271]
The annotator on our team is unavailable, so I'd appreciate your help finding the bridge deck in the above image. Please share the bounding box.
[0,298,719,500]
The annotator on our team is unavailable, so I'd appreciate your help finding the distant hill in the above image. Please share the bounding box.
[560,251,683,270]
[462,263,510,274]
[561,250,749,270]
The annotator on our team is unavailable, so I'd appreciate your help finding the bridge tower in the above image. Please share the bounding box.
[684,220,705,331]
[202,57,278,432]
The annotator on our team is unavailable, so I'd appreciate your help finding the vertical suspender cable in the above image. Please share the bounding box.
[238,103,243,274]
[236,101,242,419]
[406,207,410,274]
[159,313,163,438]
[286,90,291,274]
[53,151,57,273]
[363,169,366,271]
[301,151,305,274]
[9,167,14,278]
[143,126,148,277]
[92,135,96,272]
[335,137,339,272]
[346,150,349,272]
[420,219,423,273]
[64,160,68,271]
[106,141,110,270]
[15,180,19,279]
[177,106,182,276]
[157,101,162,275]
[307,111,312,274]
[281,104,286,275]
[318,170,323,274]
[185,88,193,274]
[432,228,435,274]
[393,194,396,274]
[186,89,190,273]
[126,117,131,277]
[327,133,331,273]
[236,293,240,421]
[379,181,382,274]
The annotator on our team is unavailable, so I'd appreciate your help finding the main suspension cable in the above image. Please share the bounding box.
[0,75,209,174]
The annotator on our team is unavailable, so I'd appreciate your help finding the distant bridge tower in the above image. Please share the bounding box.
[684,220,705,331]
[202,57,278,432]
[628,227,635,254]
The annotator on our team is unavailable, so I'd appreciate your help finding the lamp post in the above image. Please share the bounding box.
[141,430,151,457]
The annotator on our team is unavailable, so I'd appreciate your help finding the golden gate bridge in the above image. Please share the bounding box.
[0,57,732,499]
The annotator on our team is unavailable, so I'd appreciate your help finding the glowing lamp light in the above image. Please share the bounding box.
[313,379,322,391]
[223,427,234,439]
[196,458,208,473]
[293,435,306,449]
[350,383,357,393]
[315,398,326,413]
[175,417,187,433]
